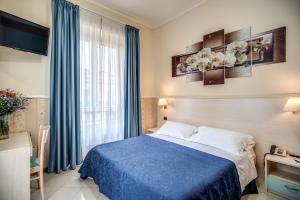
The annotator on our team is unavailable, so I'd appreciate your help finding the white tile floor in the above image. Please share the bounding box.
[30,168,286,200]
[30,169,108,200]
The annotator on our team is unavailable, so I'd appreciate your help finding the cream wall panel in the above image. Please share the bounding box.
[158,97,300,177]
[141,98,158,133]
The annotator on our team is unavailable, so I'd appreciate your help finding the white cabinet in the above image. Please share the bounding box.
[0,132,31,200]
[265,154,300,200]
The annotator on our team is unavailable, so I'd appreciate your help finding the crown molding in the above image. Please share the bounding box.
[86,0,208,29]
[86,0,152,29]
[156,93,300,100]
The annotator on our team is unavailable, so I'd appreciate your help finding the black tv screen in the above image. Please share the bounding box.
[0,10,49,56]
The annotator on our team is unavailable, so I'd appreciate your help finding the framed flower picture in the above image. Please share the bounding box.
[224,27,252,78]
[171,26,286,86]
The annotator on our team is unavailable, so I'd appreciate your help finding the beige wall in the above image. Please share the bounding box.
[0,0,156,97]
[0,0,51,97]
[152,0,300,98]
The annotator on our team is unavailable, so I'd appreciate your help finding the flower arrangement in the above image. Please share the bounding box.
[0,89,30,139]
[225,41,248,66]
[177,41,249,73]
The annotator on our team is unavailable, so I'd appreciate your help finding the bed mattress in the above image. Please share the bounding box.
[79,135,253,200]
[150,133,257,191]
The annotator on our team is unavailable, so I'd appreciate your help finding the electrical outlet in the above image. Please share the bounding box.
[163,116,167,120]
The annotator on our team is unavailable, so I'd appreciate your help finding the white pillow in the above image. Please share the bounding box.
[155,121,197,139]
[187,126,252,155]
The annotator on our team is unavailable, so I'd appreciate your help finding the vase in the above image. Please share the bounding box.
[0,114,9,140]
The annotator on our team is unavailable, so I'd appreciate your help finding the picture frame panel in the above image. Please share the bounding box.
[186,71,204,82]
[186,42,203,54]
[252,33,273,65]
[225,65,252,78]
[224,27,252,78]
[172,52,198,77]
[251,26,286,66]
[273,27,286,63]
[203,46,225,85]
[203,29,225,48]
[225,27,251,45]
[204,67,225,85]
[171,26,286,86]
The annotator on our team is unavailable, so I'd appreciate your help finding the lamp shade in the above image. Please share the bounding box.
[158,98,168,106]
[283,97,300,113]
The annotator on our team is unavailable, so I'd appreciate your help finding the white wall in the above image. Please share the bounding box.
[0,0,156,97]
[153,0,300,98]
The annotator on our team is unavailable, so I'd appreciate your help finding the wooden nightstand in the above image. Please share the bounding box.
[147,128,158,134]
[265,154,300,200]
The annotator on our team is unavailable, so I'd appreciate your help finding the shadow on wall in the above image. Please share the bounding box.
[0,46,44,63]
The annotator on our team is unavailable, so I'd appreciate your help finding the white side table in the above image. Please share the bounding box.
[0,132,31,200]
[265,154,300,200]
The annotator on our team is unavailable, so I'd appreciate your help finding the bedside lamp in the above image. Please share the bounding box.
[283,97,300,114]
[158,98,168,109]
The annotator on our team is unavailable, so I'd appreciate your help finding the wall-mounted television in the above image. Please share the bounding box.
[0,10,49,56]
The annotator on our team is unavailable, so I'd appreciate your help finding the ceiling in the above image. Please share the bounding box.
[91,0,208,29]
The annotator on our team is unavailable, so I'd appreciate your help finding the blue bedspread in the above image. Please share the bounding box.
[79,136,241,200]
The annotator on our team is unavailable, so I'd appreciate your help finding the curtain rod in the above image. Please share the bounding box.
[79,7,126,26]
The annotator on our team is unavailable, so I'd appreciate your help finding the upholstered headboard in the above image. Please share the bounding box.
[157,96,300,177]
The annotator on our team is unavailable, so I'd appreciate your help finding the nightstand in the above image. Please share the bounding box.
[265,154,300,200]
[147,128,158,134]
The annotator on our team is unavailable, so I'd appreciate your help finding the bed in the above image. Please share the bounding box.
[79,123,258,200]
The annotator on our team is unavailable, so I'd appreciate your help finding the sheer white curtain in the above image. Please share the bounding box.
[80,10,125,156]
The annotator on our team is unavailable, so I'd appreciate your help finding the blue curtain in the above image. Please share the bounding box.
[48,0,82,173]
[124,25,142,139]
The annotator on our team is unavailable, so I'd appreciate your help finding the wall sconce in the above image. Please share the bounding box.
[158,98,168,120]
[283,97,300,114]
[158,98,168,109]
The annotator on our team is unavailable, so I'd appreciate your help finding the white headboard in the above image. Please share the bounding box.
[158,96,300,176]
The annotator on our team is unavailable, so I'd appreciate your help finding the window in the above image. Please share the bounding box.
[80,10,125,156]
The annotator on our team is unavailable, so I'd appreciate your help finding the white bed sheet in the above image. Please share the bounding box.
[149,133,257,191]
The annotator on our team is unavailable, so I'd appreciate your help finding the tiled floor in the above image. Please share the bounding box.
[31,168,286,200]
[30,169,109,200]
